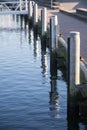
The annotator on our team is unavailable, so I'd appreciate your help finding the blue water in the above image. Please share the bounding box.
[0,14,69,130]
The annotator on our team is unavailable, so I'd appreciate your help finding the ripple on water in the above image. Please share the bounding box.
[0,15,68,130]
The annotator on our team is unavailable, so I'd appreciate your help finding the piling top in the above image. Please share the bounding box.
[50,15,58,26]
[54,15,58,26]
[70,31,80,37]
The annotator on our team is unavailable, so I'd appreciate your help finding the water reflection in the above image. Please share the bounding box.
[1,13,87,130]
[49,78,60,118]
[33,37,39,58]
[28,29,34,46]
[41,50,48,76]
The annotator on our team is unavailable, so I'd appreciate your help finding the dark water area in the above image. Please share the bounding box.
[0,14,86,130]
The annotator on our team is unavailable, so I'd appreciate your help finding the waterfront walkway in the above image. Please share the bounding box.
[48,9,87,62]
[55,0,87,62]
[57,11,87,62]
[43,0,87,62]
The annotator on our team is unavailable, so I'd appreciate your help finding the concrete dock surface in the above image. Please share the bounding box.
[56,11,87,62]
[47,0,87,62]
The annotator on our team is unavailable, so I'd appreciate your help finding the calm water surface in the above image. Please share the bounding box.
[0,14,85,130]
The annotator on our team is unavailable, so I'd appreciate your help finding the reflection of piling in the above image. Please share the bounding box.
[33,38,38,58]
[67,32,80,120]
[50,79,59,108]
[49,79,59,118]
[41,50,48,76]
[50,51,57,78]
[20,15,24,29]
[24,15,28,29]
[50,16,58,78]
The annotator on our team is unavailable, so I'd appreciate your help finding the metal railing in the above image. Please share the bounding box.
[0,0,28,13]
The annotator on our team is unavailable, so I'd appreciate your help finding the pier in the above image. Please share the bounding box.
[27,0,87,120]
[0,0,87,128]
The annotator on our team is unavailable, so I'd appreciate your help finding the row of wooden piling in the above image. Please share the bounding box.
[27,1,81,81]
[21,1,87,120]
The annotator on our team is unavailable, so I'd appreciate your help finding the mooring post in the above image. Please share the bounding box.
[67,31,80,120]
[69,31,80,92]
[50,16,58,78]
[33,3,38,36]
[55,15,58,49]
[41,7,47,36]
[28,1,33,28]
[50,15,58,50]
[33,3,38,25]
[28,1,33,19]
[41,7,47,50]
[25,0,28,11]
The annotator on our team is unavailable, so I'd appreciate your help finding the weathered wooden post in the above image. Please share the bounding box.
[50,15,58,78]
[50,15,58,50]
[33,3,38,36]
[33,3,38,25]
[28,1,33,28]
[55,15,58,49]
[41,8,47,36]
[25,0,28,11]
[28,1,33,19]
[41,7,47,50]
[69,31,80,87]
[67,31,80,120]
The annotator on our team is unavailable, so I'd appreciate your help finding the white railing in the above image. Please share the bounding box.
[0,0,28,14]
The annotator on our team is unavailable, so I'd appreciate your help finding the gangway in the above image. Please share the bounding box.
[0,0,29,15]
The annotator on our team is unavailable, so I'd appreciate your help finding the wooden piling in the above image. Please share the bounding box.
[41,7,47,50]
[69,32,80,92]
[28,1,33,19]
[33,3,38,36]
[25,0,28,11]
[28,1,33,28]
[67,32,80,120]
[33,3,38,26]
[50,15,58,50]
[50,16,58,78]
[41,8,47,36]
